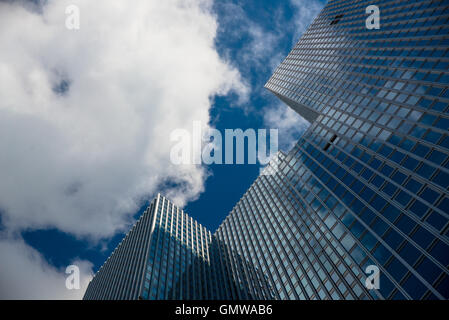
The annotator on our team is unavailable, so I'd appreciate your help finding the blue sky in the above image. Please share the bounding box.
[0,0,324,298]
[186,0,324,230]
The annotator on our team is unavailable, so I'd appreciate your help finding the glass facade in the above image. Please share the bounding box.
[265,0,449,299]
[84,194,218,300]
[140,195,215,300]
[85,0,449,300]
[83,200,156,300]
[84,193,275,300]
[215,152,372,299]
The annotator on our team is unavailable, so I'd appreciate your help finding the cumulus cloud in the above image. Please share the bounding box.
[215,0,323,76]
[0,234,93,299]
[264,103,310,152]
[216,2,283,76]
[0,0,247,239]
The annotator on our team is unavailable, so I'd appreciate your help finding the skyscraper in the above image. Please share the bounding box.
[84,0,449,300]
[84,194,270,300]
[84,153,380,300]
[83,201,156,300]
[265,0,449,299]
[213,152,374,299]
[83,195,216,300]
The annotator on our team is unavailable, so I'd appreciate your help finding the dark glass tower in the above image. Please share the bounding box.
[216,134,449,300]
[84,193,274,300]
[214,152,374,299]
[82,201,155,300]
[83,194,220,300]
[265,0,449,299]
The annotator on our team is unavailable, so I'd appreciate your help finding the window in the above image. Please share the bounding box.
[330,14,344,25]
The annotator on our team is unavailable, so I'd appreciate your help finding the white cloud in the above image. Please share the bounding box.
[0,0,247,239]
[264,103,310,152]
[217,2,282,72]
[217,0,323,74]
[0,234,93,299]
[0,0,248,299]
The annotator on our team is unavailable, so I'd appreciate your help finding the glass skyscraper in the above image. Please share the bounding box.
[214,152,373,300]
[265,0,449,299]
[83,194,217,300]
[84,0,449,300]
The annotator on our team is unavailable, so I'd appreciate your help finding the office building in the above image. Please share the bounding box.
[265,0,449,299]
[84,195,216,300]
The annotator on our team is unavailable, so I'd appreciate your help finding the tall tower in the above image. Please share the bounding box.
[83,194,217,300]
[265,0,449,299]
[83,200,155,300]
[214,151,375,299]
